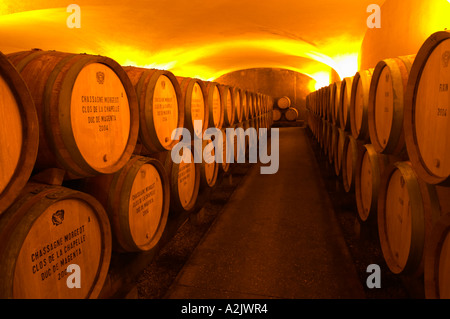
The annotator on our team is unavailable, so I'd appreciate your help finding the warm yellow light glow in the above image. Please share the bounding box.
[307,72,331,90]
[423,0,450,37]
[0,5,361,84]
[330,53,359,79]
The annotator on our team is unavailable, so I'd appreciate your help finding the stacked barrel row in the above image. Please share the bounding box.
[306,30,450,299]
[272,96,299,122]
[0,49,274,299]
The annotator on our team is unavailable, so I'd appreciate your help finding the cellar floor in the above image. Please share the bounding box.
[135,126,420,299]
[160,126,365,299]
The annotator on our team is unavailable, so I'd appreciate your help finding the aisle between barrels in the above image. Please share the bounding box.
[163,127,365,299]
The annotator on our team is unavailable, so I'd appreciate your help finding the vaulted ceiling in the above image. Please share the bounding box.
[0,0,386,88]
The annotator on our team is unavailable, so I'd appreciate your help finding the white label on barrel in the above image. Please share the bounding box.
[71,63,131,170]
[13,199,102,299]
[178,151,196,209]
[129,163,164,247]
[153,75,179,148]
[0,75,23,194]
[375,66,394,148]
[212,86,221,128]
[191,82,205,138]
[416,39,450,178]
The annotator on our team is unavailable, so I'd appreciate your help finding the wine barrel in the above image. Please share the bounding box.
[204,82,224,130]
[323,120,330,152]
[243,120,257,159]
[242,90,250,121]
[197,138,219,189]
[254,93,260,118]
[330,82,339,125]
[312,88,318,116]
[262,94,268,114]
[424,190,450,298]
[329,125,338,165]
[255,94,261,116]
[81,155,170,252]
[285,107,299,122]
[319,118,326,150]
[249,92,256,119]
[233,87,243,123]
[123,67,183,154]
[176,77,208,139]
[219,84,235,127]
[354,144,391,224]
[317,88,323,118]
[218,128,231,173]
[326,122,334,164]
[368,55,416,156]
[277,96,291,110]
[0,51,39,214]
[339,77,353,132]
[7,49,139,178]
[378,161,441,275]
[273,109,282,122]
[325,85,332,121]
[0,183,112,298]
[350,69,373,142]
[229,122,247,163]
[342,134,361,192]
[404,31,450,185]
[162,145,200,214]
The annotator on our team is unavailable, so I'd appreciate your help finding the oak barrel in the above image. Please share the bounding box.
[7,49,139,178]
[197,138,219,189]
[242,90,250,121]
[404,31,450,185]
[330,81,341,125]
[368,55,416,156]
[334,129,346,177]
[255,93,261,116]
[123,67,184,154]
[204,82,224,129]
[248,92,256,119]
[285,107,299,122]
[378,161,441,275]
[0,183,112,298]
[176,77,208,139]
[219,84,235,127]
[218,128,231,173]
[277,96,291,110]
[329,125,338,165]
[350,69,373,142]
[163,145,200,214]
[0,51,39,214]
[424,189,450,299]
[339,76,353,132]
[342,134,361,192]
[81,155,170,252]
[273,109,282,122]
[354,144,391,223]
[233,87,243,123]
